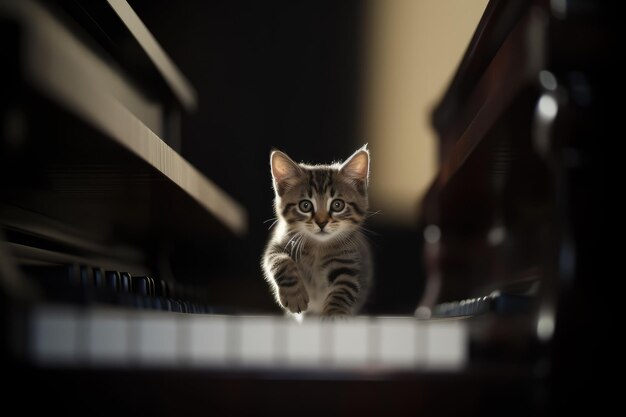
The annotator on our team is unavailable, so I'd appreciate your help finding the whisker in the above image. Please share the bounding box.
[297,234,307,261]
[294,237,300,261]
[284,232,301,252]
[366,210,383,219]
[358,225,380,236]
[293,234,303,261]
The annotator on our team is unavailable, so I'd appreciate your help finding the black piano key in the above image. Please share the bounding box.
[153,279,168,298]
[146,276,155,297]
[170,299,182,312]
[119,272,132,293]
[105,271,120,292]
[79,265,92,288]
[92,268,105,288]
[132,276,150,296]
[151,297,169,311]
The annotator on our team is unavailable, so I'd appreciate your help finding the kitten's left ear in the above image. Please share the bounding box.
[270,150,303,196]
[340,144,370,187]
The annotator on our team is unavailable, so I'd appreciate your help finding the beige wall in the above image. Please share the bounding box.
[361,0,488,225]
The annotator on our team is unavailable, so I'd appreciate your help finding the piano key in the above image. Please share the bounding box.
[331,317,370,368]
[237,316,277,366]
[146,276,156,297]
[161,298,172,312]
[119,272,132,293]
[86,309,130,365]
[133,312,179,366]
[30,306,78,365]
[153,278,168,298]
[170,299,182,312]
[92,267,105,288]
[132,276,150,295]
[105,271,120,292]
[79,265,92,288]
[426,319,468,369]
[377,317,425,368]
[284,318,323,368]
[186,314,229,366]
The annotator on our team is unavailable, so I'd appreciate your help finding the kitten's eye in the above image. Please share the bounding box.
[298,200,313,213]
[331,199,345,212]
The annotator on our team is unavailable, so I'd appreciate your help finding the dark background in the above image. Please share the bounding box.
[127,0,425,315]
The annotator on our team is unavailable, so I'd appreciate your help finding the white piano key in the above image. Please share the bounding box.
[31,306,78,364]
[331,318,370,368]
[377,317,424,368]
[187,314,229,366]
[86,309,130,365]
[238,316,277,366]
[284,318,322,367]
[134,312,178,365]
[426,319,468,369]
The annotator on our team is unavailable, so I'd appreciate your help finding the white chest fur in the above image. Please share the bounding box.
[296,249,333,315]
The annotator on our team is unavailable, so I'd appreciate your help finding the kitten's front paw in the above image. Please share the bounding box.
[279,282,309,314]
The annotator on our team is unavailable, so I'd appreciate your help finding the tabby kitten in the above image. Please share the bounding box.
[262,145,373,317]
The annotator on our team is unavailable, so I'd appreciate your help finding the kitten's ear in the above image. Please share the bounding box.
[340,145,370,187]
[270,150,302,196]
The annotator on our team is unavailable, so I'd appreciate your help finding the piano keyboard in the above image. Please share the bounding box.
[433,291,533,318]
[27,304,468,372]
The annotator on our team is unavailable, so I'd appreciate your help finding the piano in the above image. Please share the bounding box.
[1,0,608,415]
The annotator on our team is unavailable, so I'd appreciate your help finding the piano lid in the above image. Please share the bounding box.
[51,0,197,112]
[432,0,533,137]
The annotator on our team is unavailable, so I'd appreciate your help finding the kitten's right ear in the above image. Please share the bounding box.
[270,150,302,196]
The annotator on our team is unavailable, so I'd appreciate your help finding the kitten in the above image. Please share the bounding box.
[262,145,373,318]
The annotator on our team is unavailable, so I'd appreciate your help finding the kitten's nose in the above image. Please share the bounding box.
[316,220,328,231]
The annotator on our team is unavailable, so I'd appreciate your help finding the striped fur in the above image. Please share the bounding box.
[262,145,373,318]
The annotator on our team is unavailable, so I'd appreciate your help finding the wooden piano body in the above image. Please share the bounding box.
[1,0,609,415]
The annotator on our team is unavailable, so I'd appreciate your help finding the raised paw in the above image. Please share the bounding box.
[279,281,309,314]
